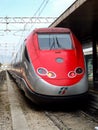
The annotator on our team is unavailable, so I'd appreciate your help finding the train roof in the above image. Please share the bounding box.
[25,27,71,41]
[33,27,71,33]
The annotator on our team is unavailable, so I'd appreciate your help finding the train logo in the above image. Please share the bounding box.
[58,87,68,95]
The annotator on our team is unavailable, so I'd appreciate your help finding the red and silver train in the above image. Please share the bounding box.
[9,28,88,104]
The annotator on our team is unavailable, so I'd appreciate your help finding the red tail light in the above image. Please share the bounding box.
[68,71,76,78]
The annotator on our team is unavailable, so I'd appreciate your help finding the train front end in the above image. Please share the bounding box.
[26,28,88,103]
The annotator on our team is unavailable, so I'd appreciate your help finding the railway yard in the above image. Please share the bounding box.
[0,70,98,130]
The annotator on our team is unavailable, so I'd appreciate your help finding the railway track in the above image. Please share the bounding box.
[0,71,98,130]
[45,110,98,130]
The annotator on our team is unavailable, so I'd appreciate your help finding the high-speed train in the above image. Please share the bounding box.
[8,27,88,104]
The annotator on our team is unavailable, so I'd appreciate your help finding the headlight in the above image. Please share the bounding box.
[68,67,84,78]
[47,71,56,78]
[37,67,47,75]
[37,67,56,78]
[75,67,84,74]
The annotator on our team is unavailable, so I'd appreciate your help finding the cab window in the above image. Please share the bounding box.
[38,33,73,50]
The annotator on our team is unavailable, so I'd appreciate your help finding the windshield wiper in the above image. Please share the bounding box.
[50,37,55,50]
[56,37,62,48]
[50,37,62,50]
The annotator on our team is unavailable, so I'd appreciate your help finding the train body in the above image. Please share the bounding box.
[9,28,88,103]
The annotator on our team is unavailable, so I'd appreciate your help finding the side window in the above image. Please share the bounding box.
[24,47,30,62]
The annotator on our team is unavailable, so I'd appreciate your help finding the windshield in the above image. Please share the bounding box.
[38,33,73,50]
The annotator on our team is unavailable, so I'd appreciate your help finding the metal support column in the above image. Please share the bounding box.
[92,37,98,90]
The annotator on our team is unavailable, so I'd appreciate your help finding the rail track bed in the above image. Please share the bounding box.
[0,71,98,130]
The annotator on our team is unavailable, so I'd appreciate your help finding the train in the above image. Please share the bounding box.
[8,27,88,104]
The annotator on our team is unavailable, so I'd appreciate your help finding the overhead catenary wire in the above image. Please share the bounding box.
[29,0,50,31]
[35,0,49,17]
[0,0,51,64]
[33,0,47,17]
[18,0,50,44]
[11,0,49,64]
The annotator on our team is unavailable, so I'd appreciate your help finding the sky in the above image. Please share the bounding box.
[0,0,76,17]
[0,0,76,63]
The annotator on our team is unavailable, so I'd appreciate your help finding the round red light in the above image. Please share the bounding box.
[68,71,76,78]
